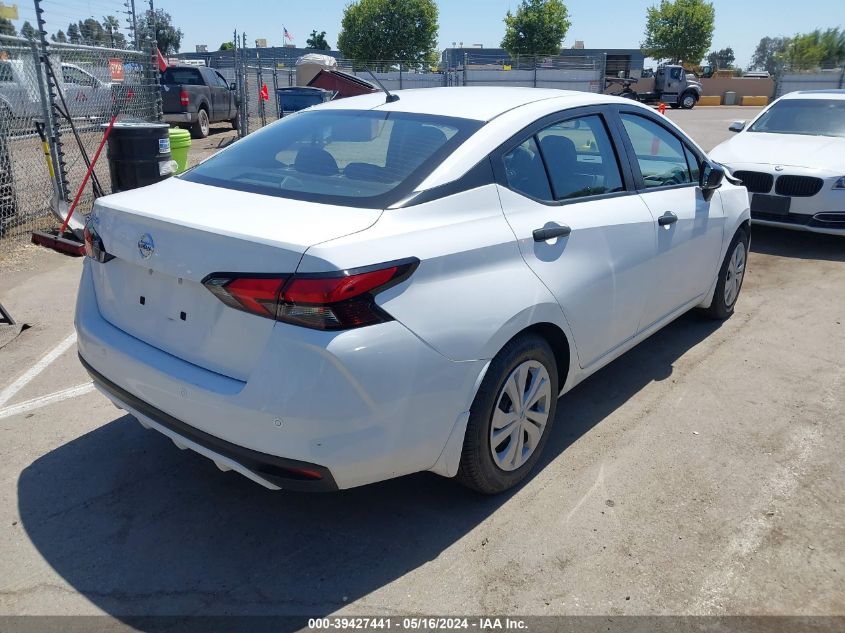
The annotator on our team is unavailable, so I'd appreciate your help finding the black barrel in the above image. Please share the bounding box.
[105,120,174,193]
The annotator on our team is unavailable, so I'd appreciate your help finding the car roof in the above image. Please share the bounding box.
[314,87,615,121]
[782,89,845,100]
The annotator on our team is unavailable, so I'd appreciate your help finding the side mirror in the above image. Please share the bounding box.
[230,82,237,91]
[700,161,724,201]
[728,120,746,133]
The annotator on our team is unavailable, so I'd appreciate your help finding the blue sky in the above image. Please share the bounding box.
[20,0,845,68]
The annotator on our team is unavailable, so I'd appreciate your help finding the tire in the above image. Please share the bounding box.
[702,229,749,320]
[230,111,240,131]
[190,107,210,139]
[680,91,697,109]
[456,333,559,494]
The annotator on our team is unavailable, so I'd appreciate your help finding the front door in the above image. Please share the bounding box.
[615,110,725,329]
[494,109,657,369]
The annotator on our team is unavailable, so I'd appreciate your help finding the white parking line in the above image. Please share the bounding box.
[0,382,95,420]
[0,332,77,408]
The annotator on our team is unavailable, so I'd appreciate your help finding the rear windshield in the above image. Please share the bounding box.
[748,98,845,138]
[182,109,482,207]
[162,67,203,85]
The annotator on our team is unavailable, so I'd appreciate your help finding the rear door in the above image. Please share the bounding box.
[494,107,657,369]
[613,109,724,329]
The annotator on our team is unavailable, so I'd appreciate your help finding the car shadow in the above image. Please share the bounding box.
[17,313,720,626]
[750,225,845,262]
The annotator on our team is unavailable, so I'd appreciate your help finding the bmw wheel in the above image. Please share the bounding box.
[457,333,558,494]
[703,229,749,320]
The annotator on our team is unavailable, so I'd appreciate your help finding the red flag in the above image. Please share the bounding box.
[260,83,269,101]
[156,48,167,72]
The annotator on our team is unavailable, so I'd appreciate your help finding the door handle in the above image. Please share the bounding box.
[657,212,678,227]
[533,225,571,241]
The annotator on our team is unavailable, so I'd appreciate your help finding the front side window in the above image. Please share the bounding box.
[182,110,481,207]
[536,115,624,200]
[670,68,682,80]
[620,113,693,188]
[62,66,95,87]
[748,99,845,138]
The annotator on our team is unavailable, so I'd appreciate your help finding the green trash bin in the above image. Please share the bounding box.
[168,127,192,174]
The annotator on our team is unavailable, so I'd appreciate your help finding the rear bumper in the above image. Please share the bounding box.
[75,260,484,489]
[80,354,338,491]
[163,112,194,124]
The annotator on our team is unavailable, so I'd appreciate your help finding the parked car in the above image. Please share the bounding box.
[710,89,845,236]
[76,88,750,494]
[161,65,238,138]
[0,59,111,129]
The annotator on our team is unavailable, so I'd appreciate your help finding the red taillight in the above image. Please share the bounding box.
[179,89,189,107]
[202,259,417,330]
[83,225,94,258]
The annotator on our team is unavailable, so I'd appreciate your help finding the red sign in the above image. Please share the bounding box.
[108,58,125,82]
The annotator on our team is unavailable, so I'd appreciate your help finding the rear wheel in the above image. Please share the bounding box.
[191,108,210,139]
[703,229,749,320]
[230,111,240,131]
[456,334,558,494]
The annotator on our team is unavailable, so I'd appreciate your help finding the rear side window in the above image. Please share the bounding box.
[162,68,203,85]
[536,115,624,200]
[182,110,481,208]
[503,137,552,200]
[620,113,693,188]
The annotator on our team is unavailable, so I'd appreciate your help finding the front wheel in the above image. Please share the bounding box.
[702,229,749,320]
[457,334,558,494]
[680,91,697,109]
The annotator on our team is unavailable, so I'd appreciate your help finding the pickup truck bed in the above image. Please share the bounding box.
[161,66,238,138]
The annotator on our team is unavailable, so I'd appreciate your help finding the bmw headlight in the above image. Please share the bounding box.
[834,177,845,190]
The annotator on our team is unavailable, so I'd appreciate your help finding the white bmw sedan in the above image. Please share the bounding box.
[76,88,750,494]
[710,89,845,235]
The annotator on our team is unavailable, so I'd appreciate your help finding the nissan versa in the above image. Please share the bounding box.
[76,88,750,494]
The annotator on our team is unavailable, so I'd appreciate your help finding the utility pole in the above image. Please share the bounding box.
[124,0,138,50]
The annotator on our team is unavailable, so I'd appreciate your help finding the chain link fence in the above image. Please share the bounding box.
[0,27,160,249]
[222,48,603,139]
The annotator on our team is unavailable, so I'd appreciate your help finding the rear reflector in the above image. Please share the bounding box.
[202,259,418,331]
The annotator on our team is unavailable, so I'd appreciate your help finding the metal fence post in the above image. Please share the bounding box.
[399,62,403,90]
[33,0,69,203]
[29,39,64,205]
[463,52,468,86]
[148,0,162,120]
[256,48,266,128]
[272,54,279,119]
[533,56,538,88]
[241,32,249,136]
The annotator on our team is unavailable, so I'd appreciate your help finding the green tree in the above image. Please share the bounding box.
[0,17,15,37]
[51,29,68,43]
[642,0,715,64]
[66,22,81,44]
[338,0,438,68]
[816,27,845,67]
[101,15,127,48]
[706,46,734,69]
[501,0,570,58]
[749,36,791,75]
[20,20,37,40]
[138,8,183,54]
[219,41,234,51]
[783,32,825,70]
[306,29,330,51]
[78,18,106,46]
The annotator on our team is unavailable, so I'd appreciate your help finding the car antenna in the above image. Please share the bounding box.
[364,67,400,103]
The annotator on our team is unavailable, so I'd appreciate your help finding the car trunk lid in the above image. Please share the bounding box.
[88,178,382,381]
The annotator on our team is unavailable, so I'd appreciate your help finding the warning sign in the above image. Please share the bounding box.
[108,58,125,82]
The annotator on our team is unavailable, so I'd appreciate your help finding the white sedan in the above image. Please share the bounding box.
[76,88,750,494]
[710,89,845,235]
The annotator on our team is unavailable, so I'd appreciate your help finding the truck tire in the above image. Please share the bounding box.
[680,91,697,109]
[191,107,210,139]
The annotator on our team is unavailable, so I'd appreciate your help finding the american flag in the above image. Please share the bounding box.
[283,27,294,42]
